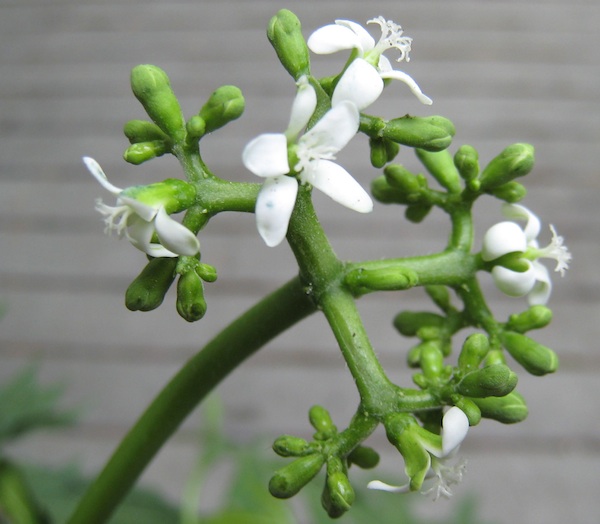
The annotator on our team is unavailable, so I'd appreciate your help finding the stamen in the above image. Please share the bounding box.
[536,225,572,276]
[367,16,413,62]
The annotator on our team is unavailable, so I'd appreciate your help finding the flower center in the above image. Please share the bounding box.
[95,199,133,238]
[293,135,337,178]
[526,225,572,276]
[367,16,413,63]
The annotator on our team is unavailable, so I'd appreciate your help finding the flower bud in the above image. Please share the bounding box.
[385,138,400,163]
[176,269,207,322]
[456,364,518,398]
[185,115,206,141]
[453,144,479,181]
[347,446,380,469]
[415,149,462,193]
[393,311,446,337]
[420,341,444,379]
[478,143,535,190]
[370,176,405,204]
[500,331,558,376]
[458,333,490,373]
[123,179,196,215]
[472,391,528,424]
[345,266,418,295]
[450,395,482,426]
[196,262,218,283]
[382,115,455,152]
[273,435,310,457]
[488,181,527,203]
[130,65,185,141]
[123,140,169,165]
[269,454,325,499]
[506,306,553,333]
[199,85,245,134]
[383,164,424,199]
[322,471,355,518]
[369,137,388,168]
[425,285,452,312]
[267,9,310,79]
[308,405,336,440]
[405,204,432,223]
[125,257,177,312]
[123,119,169,144]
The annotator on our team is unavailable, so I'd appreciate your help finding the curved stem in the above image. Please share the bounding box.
[67,277,316,524]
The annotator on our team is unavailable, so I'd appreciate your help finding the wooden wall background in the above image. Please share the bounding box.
[1,0,598,522]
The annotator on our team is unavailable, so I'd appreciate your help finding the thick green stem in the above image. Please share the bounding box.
[67,277,316,524]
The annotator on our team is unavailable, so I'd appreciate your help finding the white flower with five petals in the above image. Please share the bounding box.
[307,16,432,110]
[368,407,469,500]
[83,156,200,258]
[482,203,571,305]
[242,77,373,247]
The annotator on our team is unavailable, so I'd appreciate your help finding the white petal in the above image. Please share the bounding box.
[482,222,527,261]
[154,207,200,256]
[83,156,123,195]
[379,69,433,105]
[377,54,393,73]
[332,58,384,110]
[528,262,552,305]
[242,133,290,177]
[441,407,469,457]
[127,217,178,258]
[335,19,376,52]
[307,24,364,54]
[286,78,317,139]
[367,480,410,493]
[491,263,537,297]
[502,203,541,243]
[304,160,373,213]
[302,100,359,154]
[255,176,298,247]
[118,194,159,223]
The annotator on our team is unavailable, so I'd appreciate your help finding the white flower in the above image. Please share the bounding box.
[242,77,373,247]
[83,156,200,258]
[368,407,469,500]
[307,17,432,110]
[482,203,571,305]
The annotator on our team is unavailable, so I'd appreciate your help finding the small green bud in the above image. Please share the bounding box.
[458,333,490,372]
[425,285,452,312]
[269,454,325,499]
[405,204,432,223]
[450,395,482,426]
[453,144,479,181]
[345,266,418,295]
[347,446,379,469]
[415,149,462,193]
[394,311,446,337]
[370,176,403,204]
[196,262,218,283]
[186,115,206,141]
[125,257,177,312]
[479,143,535,190]
[123,179,196,214]
[456,363,518,398]
[488,180,528,203]
[385,138,401,162]
[484,349,506,366]
[407,344,422,368]
[176,270,207,322]
[123,140,168,165]
[383,164,423,199]
[382,115,455,152]
[420,341,444,379]
[322,471,355,518]
[309,405,336,440]
[123,119,169,144]
[273,435,310,457]
[506,306,553,333]
[472,391,528,424]
[199,85,245,134]
[130,65,185,140]
[500,331,558,376]
[267,9,310,79]
[369,137,388,168]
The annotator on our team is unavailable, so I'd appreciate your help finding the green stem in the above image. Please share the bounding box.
[67,277,316,524]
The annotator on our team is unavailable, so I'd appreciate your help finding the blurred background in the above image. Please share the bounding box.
[0,0,598,522]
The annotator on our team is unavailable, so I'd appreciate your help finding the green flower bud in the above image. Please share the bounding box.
[176,269,207,322]
[199,85,245,134]
[385,138,401,163]
[472,391,528,424]
[345,266,418,295]
[393,311,446,337]
[322,471,355,518]
[370,175,403,204]
[123,179,196,215]
[186,115,206,141]
[484,349,506,366]
[479,143,535,190]
[267,9,310,79]
[382,115,455,152]
[273,435,310,457]
[347,446,380,469]
[425,285,452,312]
[369,137,388,168]
[383,164,424,199]
[453,144,479,181]
[269,453,325,499]
[130,65,185,141]
[506,305,553,333]
[405,204,432,223]
[123,140,169,165]
[123,119,169,144]
[500,331,558,376]
[450,395,482,426]
[458,333,490,373]
[309,405,337,440]
[415,148,462,193]
[420,341,444,379]
[125,257,177,312]
[456,363,518,398]
[196,262,218,283]
[407,344,422,368]
[487,180,527,203]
